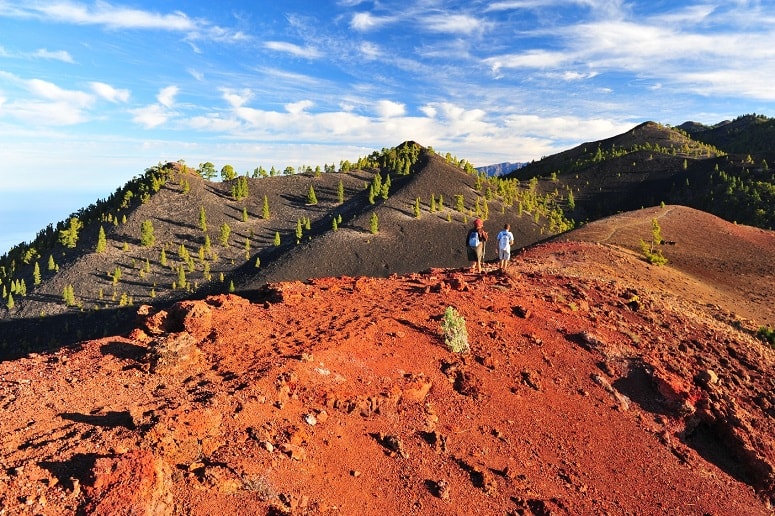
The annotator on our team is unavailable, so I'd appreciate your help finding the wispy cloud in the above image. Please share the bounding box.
[264,41,322,59]
[0,46,75,63]
[90,82,130,103]
[32,48,75,62]
[350,12,394,31]
[0,1,246,42]
[424,13,487,35]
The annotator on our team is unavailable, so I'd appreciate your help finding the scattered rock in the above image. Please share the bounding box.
[83,450,173,515]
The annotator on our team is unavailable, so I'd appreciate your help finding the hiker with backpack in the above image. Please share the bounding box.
[496,223,515,271]
[466,218,488,273]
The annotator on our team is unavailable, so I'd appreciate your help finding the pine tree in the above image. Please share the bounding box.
[96,226,107,253]
[33,262,41,285]
[262,195,270,219]
[337,180,344,204]
[140,220,155,247]
[58,217,83,248]
[241,207,249,222]
[255,257,260,268]
[296,219,303,243]
[370,212,379,234]
[332,217,338,231]
[177,265,186,289]
[307,185,318,205]
[413,197,421,218]
[228,280,235,293]
[199,207,207,232]
[219,223,231,247]
[273,232,281,246]
[368,185,376,205]
[430,194,437,213]
[112,266,122,285]
[6,293,14,310]
[160,248,168,266]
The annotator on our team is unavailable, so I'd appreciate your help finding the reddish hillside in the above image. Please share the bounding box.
[1,234,773,514]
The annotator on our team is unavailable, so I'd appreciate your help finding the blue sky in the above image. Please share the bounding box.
[1,0,774,254]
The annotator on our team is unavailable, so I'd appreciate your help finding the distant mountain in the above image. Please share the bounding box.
[475,161,526,176]
[678,114,775,155]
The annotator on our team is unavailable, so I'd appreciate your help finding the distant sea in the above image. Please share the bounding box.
[0,189,107,257]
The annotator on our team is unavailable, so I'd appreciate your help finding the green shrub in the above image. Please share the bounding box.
[441,306,469,353]
[757,326,775,347]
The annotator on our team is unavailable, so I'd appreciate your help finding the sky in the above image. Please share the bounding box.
[1,0,774,254]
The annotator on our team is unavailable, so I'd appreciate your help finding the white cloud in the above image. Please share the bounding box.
[264,41,322,59]
[359,41,381,60]
[285,100,314,115]
[0,1,245,43]
[375,100,405,118]
[157,86,178,108]
[424,14,486,35]
[350,12,394,31]
[130,103,170,129]
[485,49,570,74]
[32,48,74,63]
[90,81,130,102]
[221,88,252,108]
[27,78,93,107]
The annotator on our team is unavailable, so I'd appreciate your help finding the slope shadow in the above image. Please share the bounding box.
[0,306,139,362]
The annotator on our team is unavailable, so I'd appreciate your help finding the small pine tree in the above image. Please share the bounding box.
[262,195,270,219]
[413,197,421,218]
[96,226,107,253]
[255,257,260,268]
[296,218,303,242]
[430,194,437,213]
[228,280,235,293]
[219,223,231,247]
[241,207,249,222]
[332,217,338,231]
[48,255,56,271]
[199,207,207,232]
[6,293,14,310]
[33,262,41,285]
[160,248,167,266]
[177,266,186,288]
[307,185,318,205]
[140,220,155,247]
[368,185,376,205]
[337,180,344,204]
[455,194,465,212]
[369,212,379,234]
[273,232,281,246]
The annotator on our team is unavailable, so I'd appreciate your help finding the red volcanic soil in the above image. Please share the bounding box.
[1,233,774,514]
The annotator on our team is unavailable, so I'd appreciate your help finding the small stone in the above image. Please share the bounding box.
[303,413,317,426]
[351,470,361,477]
[696,369,719,386]
[435,479,450,500]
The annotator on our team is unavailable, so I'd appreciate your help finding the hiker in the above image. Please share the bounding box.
[496,223,515,271]
[466,218,488,273]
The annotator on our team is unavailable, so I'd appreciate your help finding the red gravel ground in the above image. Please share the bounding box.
[1,207,774,515]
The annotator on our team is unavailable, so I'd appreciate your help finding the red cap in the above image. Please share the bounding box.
[474,218,483,228]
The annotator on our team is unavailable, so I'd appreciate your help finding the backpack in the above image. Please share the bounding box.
[468,230,480,248]
[498,231,511,251]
